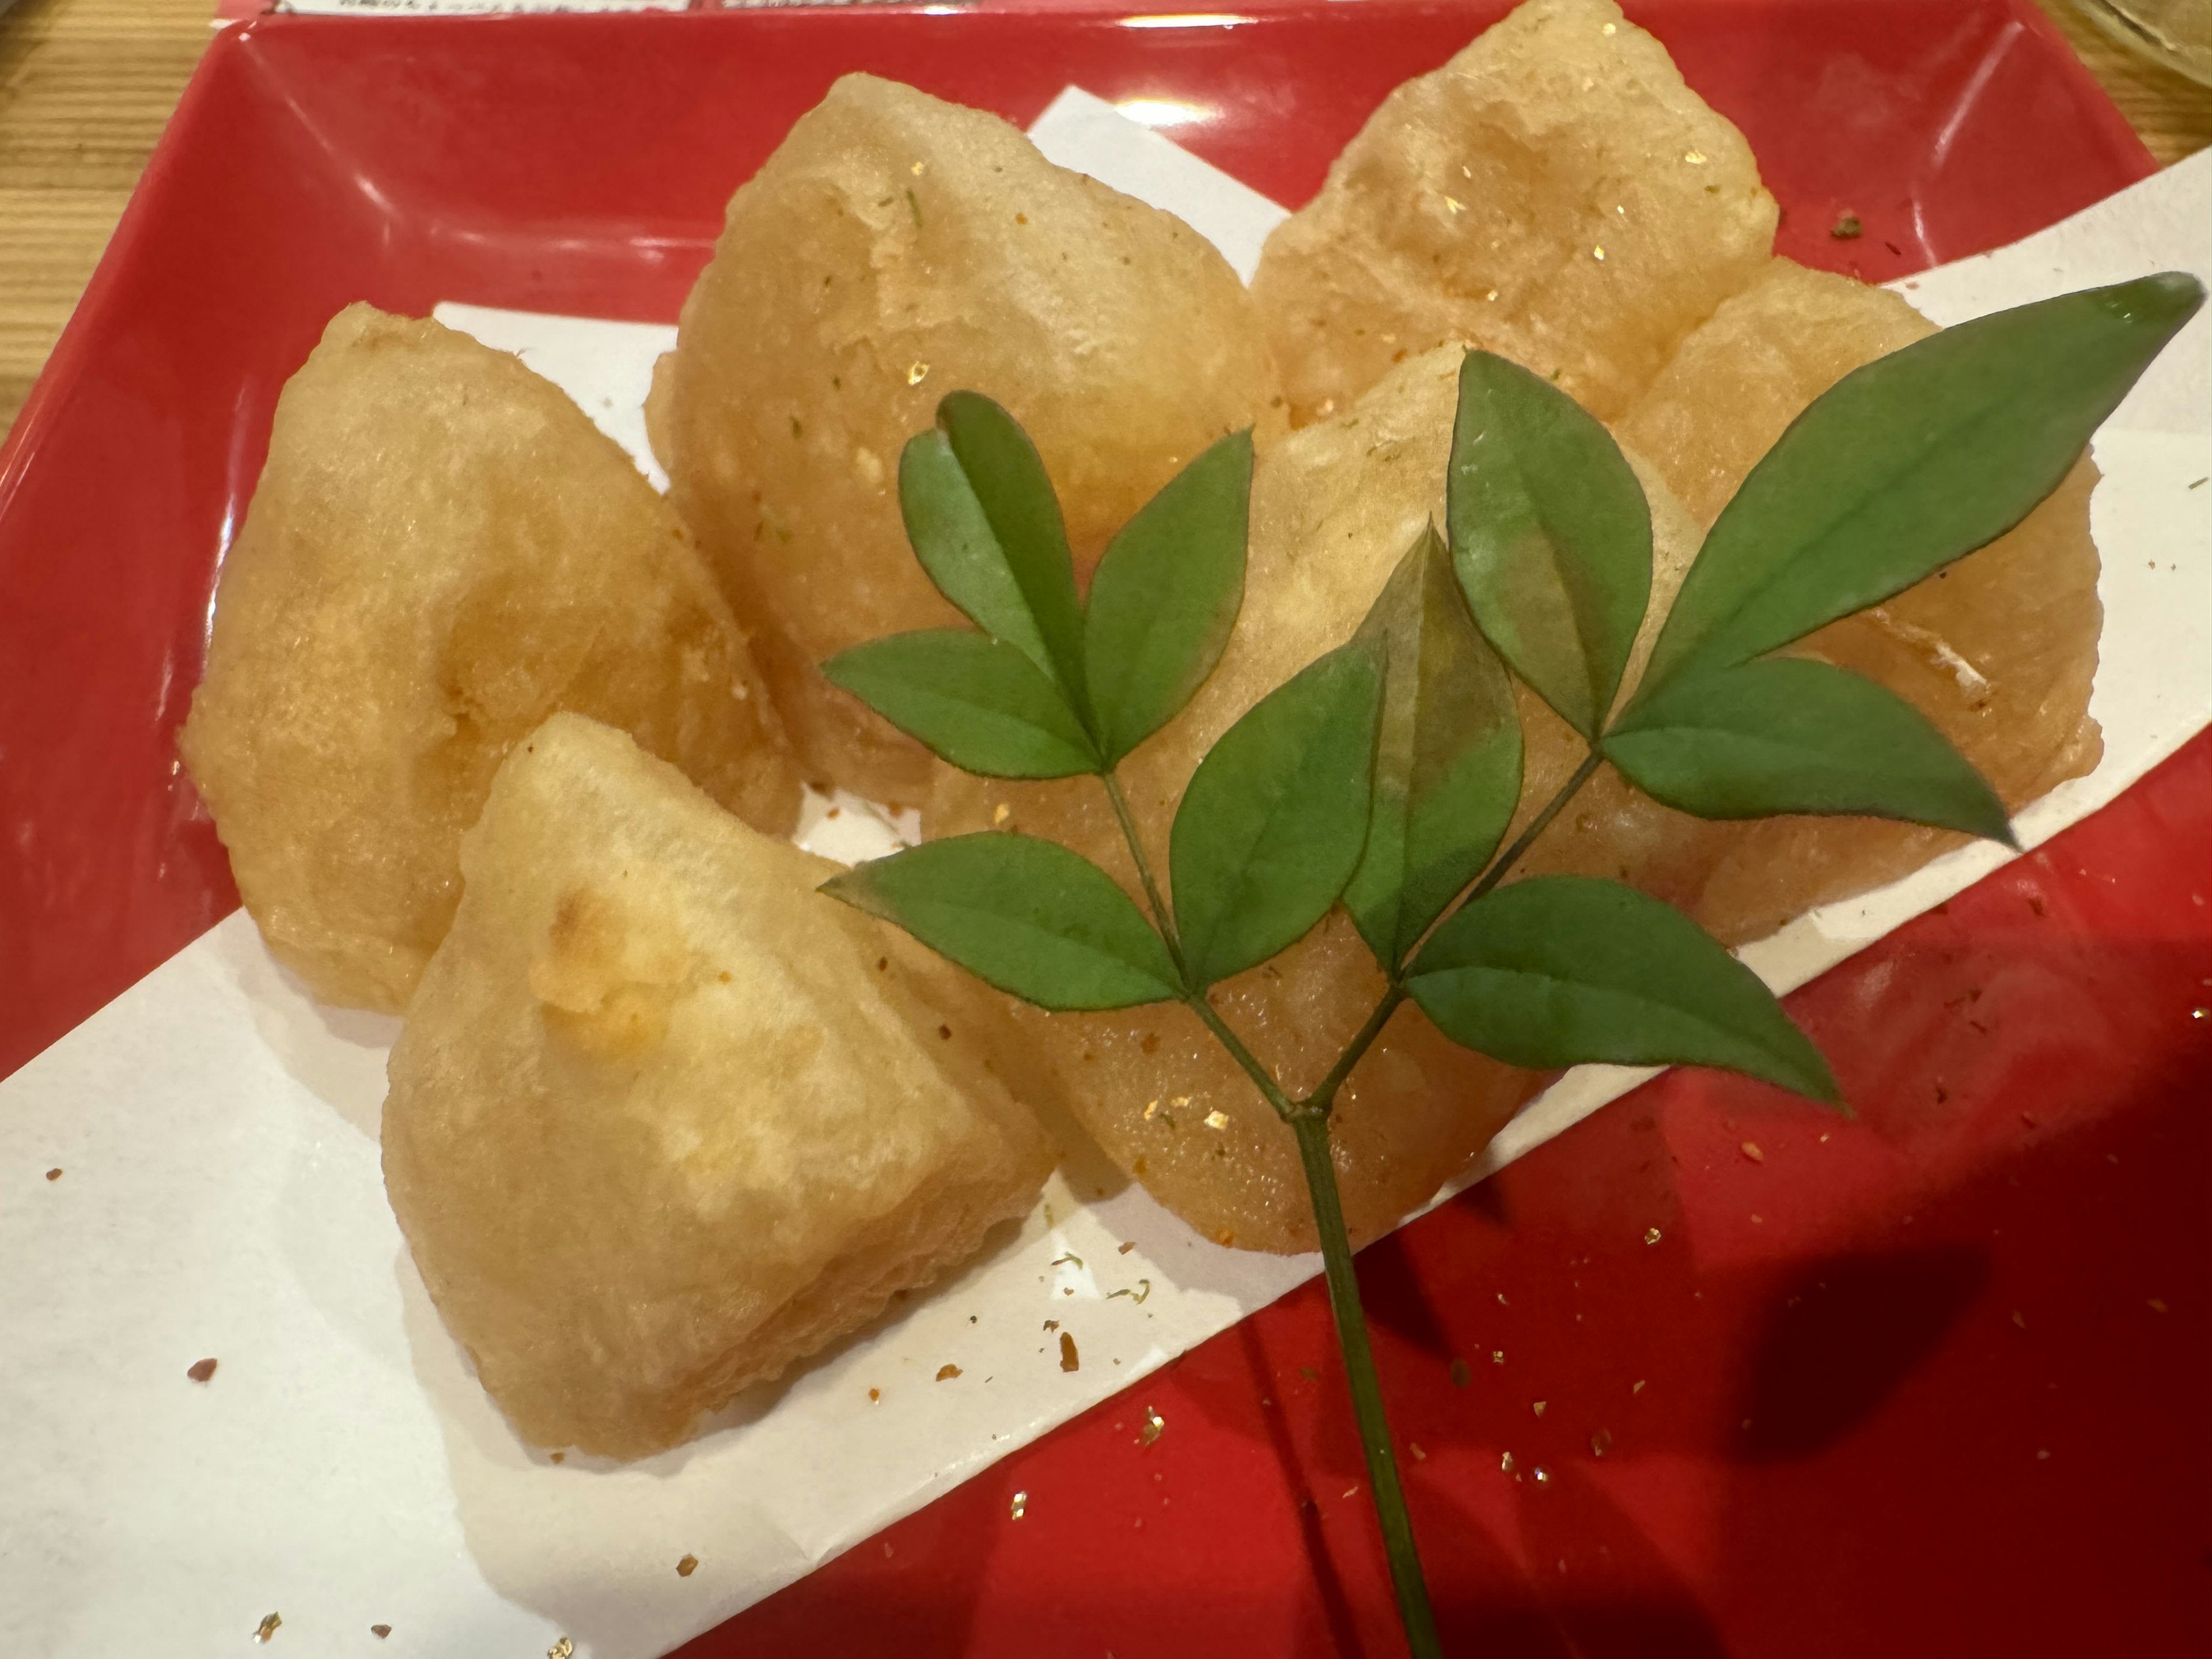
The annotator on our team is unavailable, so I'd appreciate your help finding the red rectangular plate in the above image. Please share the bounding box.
[1,4,2200,1655]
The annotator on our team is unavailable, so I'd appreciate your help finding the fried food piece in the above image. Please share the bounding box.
[927,349,1715,1252]
[179,305,798,1013]
[1616,259,2103,941]
[1251,0,1776,426]
[657,73,1284,804]
[383,714,1052,1458]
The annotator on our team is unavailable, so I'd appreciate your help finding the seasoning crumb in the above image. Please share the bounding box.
[907,362,930,386]
[1139,1406,1165,1446]
[1633,1379,1646,1394]
[1491,1349,1506,1366]
[868,1387,881,1403]
[676,1554,699,1578]
[1643,1226,1662,1245]
[1009,1490,1028,1520]
[1740,1141,1763,1162]
[1532,1400,1546,1416]
[370,1627,391,1641]
[1500,1450,1516,1475]
[1202,1109,1230,1131]
[1683,149,1708,165]
[992,803,1010,825]
[2036,1448,2051,1461]
[1533,1466,1551,1486]
[1410,1443,1427,1461]
[1118,1241,1136,1255]
[1059,1332,1080,1373]
[551,1451,565,1464]
[1042,1319,1059,1332]
[1449,1358,1472,1388]
[936,1364,962,1381]
[187,1358,218,1384]
[1590,1428,1613,1458]
[2149,1298,2169,1313]
[1832,211,1863,240]
[2012,1310,2027,1330]
[44,1168,61,1181]
[254,1613,282,1643]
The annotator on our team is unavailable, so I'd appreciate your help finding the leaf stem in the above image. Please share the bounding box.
[1306,982,1407,1117]
[1406,747,1605,970]
[1187,994,1300,1120]
[1290,1111,1442,1658]
[1101,769,1187,980]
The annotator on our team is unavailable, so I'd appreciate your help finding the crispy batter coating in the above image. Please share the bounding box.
[657,73,1283,804]
[1616,258,2103,941]
[383,714,1052,1457]
[1251,0,1776,426]
[179,305,798,1012]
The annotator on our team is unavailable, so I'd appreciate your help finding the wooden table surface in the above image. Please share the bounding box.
[1,0,2207,437]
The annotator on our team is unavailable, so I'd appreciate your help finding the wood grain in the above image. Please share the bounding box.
[0,0,2205,438]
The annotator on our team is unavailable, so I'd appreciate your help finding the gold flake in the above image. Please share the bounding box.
[1491,1349,1505,1365]
[1532,1400,1546,1416]
[1139,1406,1165,1446]
[1499,1450,1516,1474]
[910,160,927,176]
[1485,288,1499,302]
[1342,1486,1359,1499]
[1592,247,1606,262]
[549,1641,575,1659]
[1643,1226,1662,1245]
[1009,1490,1028,1520]
[1601,19,1616,32]
[1533,1467,1552,1486]
[1203,1110,1230,1131]
[1410,1443,1427,1461]
[1444,196,1465,215]
[677,1554,699,1577]
[2012,1310,2027,1330]
[1750,1214,1764,1225]
[2149,1298,2169,1313]
[1059,1331,1081,1372]
[1143,1099,1162,1120]
[1684,149,1709,165]
[937,1363,963,1381]
[1741,1141,1763,1162]
[907,362,930,385]
[254,1613,282,1643]
[993,803,1010,825]
[1633,1379,1646,1394]
[1590,1428,1613,1458]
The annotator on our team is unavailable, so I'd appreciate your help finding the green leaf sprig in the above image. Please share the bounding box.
[816,272,2202,1659]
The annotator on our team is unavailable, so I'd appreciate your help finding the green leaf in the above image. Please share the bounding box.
[1637,273,2205,700]
[1604,658,2013,843]
[898,392,1090,713]
[1083,430,1252,765]
[1169,644,1382,989]
[1406,876,1840,1105]
[821,835,1180,1012]
[1447,349,1653,738]
[821,630,1099,779]
[1343,524,1524,970]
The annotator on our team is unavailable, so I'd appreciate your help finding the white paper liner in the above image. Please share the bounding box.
[2,94,2204,1659]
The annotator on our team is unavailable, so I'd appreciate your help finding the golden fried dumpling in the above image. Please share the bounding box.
[657,73,1283,804]
[383,714,1052,1458]
[179,305,799,1013]
[1616,259,2104,941]
[1251,0,1776,426]
[926,348,1714,1252]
